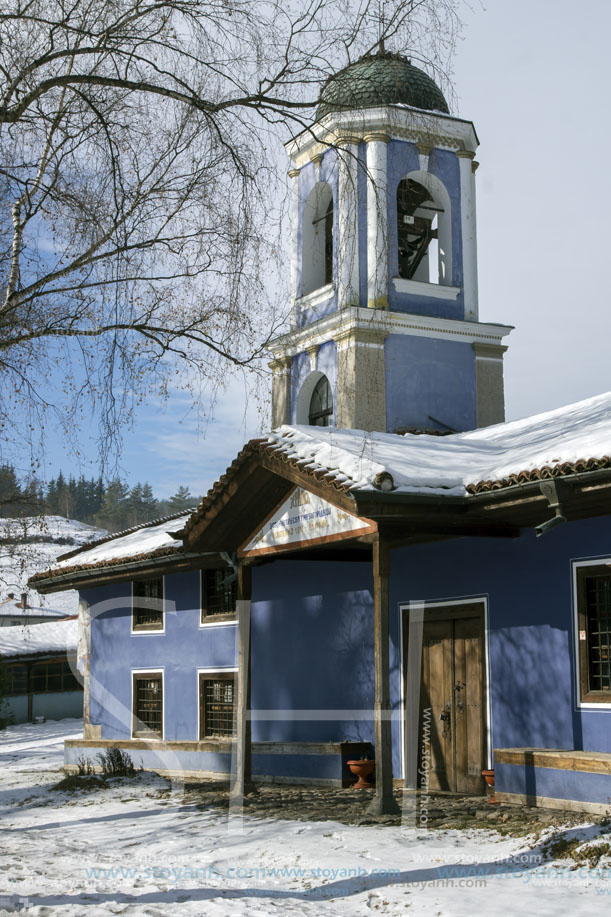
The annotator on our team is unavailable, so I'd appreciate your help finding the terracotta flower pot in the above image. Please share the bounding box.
[347,759,375,789]
[481,768,497,803]
[481,768,495,788]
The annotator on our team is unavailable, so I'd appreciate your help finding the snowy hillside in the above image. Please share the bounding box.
[0,516,107,615]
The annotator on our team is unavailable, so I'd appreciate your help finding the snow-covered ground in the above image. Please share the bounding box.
[1,721,610,915]
[0,516,106,616]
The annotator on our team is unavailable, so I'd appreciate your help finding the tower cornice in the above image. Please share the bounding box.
[285,106,478,168]
[269,307,513,360]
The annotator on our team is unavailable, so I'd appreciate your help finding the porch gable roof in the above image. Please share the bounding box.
[185,390,611,550]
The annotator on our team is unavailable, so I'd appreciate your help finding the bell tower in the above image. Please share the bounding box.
[270,50,512,434]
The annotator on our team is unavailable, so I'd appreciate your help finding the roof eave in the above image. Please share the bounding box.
[30,550,215,594]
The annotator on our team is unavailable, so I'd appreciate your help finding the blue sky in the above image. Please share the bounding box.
[37,0,611,499]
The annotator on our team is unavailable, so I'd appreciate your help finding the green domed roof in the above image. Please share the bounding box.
[317,51,449,119]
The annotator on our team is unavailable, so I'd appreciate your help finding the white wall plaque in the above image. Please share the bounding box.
[239,487,376,557]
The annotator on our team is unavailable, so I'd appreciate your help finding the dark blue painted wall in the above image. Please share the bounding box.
[86,560,377,749]
[384,333,477,432]
[496,762,611,806]
[85,514,611,797]
[389,515,611,778]
[86,572,237,741]
[250,559,375,745]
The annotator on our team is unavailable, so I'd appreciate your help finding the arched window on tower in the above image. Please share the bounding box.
[301,183,333,296]
[397,179,446,285]
[308,375,333,426]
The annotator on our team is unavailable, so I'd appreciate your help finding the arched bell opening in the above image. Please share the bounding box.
[301,182,334,297]
[396,173,452,286]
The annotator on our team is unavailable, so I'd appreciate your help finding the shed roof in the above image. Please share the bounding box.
[0,600,68,619]
[0,617,78,658]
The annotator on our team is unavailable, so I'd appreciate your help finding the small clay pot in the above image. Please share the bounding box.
[481,768,495,788]
[481,768,497,803]
[347,759,375,789]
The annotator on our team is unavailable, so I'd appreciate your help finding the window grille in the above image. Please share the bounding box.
[584,572,611,692]
[201,568,236,619]
[200,674,236,738]
[133,673,163,737]
[133,577,164,631]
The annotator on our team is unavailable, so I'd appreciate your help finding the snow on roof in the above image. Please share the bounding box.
[34,511,194,578]
[0,601,67,619]
[33,392,611,583]
[0,617,78,658]
[266,391,611,496]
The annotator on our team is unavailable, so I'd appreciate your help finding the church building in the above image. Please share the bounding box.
[32,51,611,815]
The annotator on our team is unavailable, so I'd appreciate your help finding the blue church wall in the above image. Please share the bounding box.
[384,333,477,432]
[386,141,464,319]
[388,515,611,780]
[295,149,338,327]
[316,340,338,422]
[86,573,237,742]
[495,763,611,807]
[81,509,611,796]
[250,559,376,746]
[289,351,313,424]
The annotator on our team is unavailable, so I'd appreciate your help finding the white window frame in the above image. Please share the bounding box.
[196,666,238,741]
[199,568,238,628]
[131,667,165,740]
[301,181,334,297]
[572,557,611,710]
[131,575,166,636]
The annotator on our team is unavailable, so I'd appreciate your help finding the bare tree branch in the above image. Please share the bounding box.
[0,0,462,476]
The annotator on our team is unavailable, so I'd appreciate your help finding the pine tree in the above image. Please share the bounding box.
[0,464,23,517]
[168,485,194,513]
[95,478,131,532]
[127,483,144,527]
[140,484,159,523]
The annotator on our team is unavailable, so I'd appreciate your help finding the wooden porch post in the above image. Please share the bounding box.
[368,535,400,815]
[231,562,256,798]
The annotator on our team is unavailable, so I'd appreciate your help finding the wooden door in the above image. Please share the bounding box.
[411,605,486,794]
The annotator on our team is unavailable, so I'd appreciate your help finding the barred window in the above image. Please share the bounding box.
[133,673,163,737]
[6,663,28,695]
[31,660,80,694]
[132,577,164,631]
[576,565,611,702]
[201,568,236,620]
[199,673,236,738]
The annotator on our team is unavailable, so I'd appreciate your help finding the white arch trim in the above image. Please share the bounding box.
[301,182,333,297]
[296,370,333,425]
